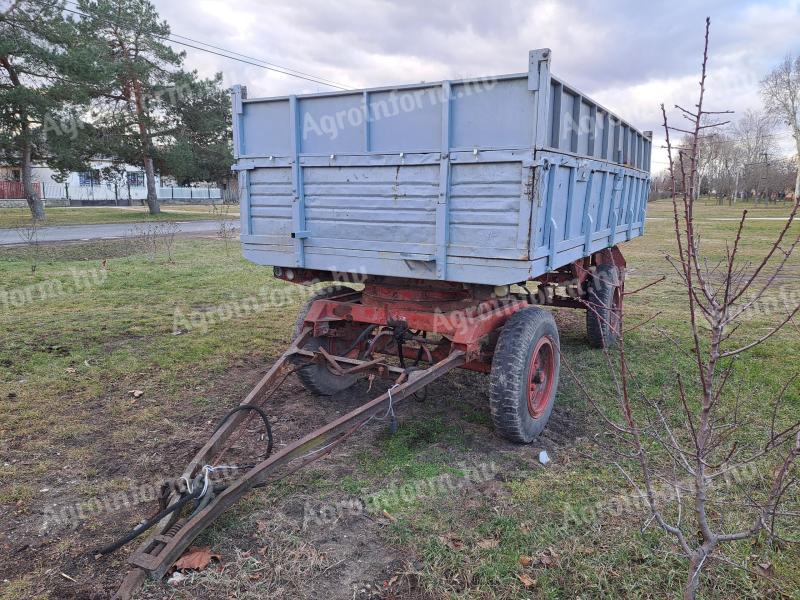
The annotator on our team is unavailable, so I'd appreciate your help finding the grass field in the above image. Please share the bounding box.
[0,204,239,228]
[0,199,797,599]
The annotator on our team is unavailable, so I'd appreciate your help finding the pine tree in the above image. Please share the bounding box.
[0,1,104,219]
[77,0,185,215]
[158,71,233,186]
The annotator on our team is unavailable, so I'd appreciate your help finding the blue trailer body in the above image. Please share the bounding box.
[232,50,651,286]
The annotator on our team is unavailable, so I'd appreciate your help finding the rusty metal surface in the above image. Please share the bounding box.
[113,341,466,595]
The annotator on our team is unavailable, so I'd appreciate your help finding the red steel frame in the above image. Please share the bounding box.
[280,247,627,373]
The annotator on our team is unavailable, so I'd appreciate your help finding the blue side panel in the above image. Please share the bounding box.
[530,149,649,277]
[241,100,291,156]
[450,78,535,149]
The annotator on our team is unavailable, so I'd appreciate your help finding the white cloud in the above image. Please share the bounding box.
[152,0,800,169]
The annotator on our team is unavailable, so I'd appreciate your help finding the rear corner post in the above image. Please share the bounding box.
[230,85,252,236]
[529,48,552,150]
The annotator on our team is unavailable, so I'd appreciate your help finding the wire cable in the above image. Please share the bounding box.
[58,1,350,90]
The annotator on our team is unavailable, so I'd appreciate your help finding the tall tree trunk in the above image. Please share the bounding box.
[794,128,800,202]
[132,77,159,215]
[684,552,702,600]
[143,155,158,212]
[2,57,43,220]
[21,126,44,220]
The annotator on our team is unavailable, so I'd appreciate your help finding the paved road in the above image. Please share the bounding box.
[0,219,239,246]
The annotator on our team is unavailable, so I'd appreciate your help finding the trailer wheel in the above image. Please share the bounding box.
[489,307,560,443]
[293,286,362,396]
[586,264,622,349]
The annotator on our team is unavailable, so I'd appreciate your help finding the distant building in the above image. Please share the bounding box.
[1,158,228,206]
[1,158,160,205]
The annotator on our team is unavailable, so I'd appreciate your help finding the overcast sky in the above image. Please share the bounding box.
[151,0,800,171]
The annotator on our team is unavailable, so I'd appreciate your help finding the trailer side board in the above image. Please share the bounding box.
[233,51,651,286]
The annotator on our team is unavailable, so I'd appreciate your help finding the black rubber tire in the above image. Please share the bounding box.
[489,307,560,444]
[293,286,360,396]
[586,264,621,349]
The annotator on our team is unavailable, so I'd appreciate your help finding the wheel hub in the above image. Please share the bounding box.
[527,337,556,419]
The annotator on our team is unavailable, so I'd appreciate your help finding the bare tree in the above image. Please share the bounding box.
[569,19,800,600]
[734,110,780,200]
[14,216,40,272]
[761,54,800,200]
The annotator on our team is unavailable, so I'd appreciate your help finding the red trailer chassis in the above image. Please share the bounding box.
[109,247,625,599]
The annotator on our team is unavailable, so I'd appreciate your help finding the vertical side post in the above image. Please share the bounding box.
[239,170,251,235]
[231,85,246,160]
[626,177,638,240]
[582,170,595,254]
[563,160,577,242]
[363,91,370,152]
[231,85,251,236]
[289,95,307,268]
[528,48,552,149]
[594,170,609,238]
[542,163,557,269]
[435,81,452,280]
[641,178,651,235]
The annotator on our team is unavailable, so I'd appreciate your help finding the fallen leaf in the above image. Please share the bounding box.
[516,573,536,588]
[129,389,144,398]
[476,538,499,549]
[755,562,774,578]
[533,547,557,567]
[439,534,465,551]
[519,555,533,567]
[174,546,220,571]
[382,510,397,523]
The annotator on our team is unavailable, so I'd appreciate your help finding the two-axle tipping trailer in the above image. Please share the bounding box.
[109,49,651,597]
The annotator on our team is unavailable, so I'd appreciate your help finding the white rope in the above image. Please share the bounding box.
[384,384,400,420]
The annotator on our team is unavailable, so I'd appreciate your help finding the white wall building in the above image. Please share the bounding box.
[1,158,222,205]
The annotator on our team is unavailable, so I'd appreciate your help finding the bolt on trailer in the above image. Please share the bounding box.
[108,50,651,595]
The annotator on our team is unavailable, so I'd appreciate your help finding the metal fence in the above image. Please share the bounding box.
[0,181,41,199]
[1,180,233,205]
[157,187,222,200]
[37,182,224,204]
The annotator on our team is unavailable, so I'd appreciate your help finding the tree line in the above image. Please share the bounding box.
[0,0,233,218]
[652,56,800,204]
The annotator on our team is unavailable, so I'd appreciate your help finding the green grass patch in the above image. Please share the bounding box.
[0,204,238,227]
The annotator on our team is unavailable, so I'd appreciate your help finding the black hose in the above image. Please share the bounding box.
[213,404,274,459]
[96,406,274,558]
[95,488,201,556]
[340,323,378,357]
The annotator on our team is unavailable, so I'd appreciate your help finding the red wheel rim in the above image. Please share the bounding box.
[527,336,556,419]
